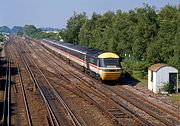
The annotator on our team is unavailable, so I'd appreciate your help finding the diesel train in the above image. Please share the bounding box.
[41,39,122,80]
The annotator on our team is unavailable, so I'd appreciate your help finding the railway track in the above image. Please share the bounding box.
[1,57,11,126]
[122,84,179,113]
[65,58,179,126]
[15,38,84,126]
[2,40,13,126]
[3,38,57,126]
[8,46,33,126]
[31,38,180,125]
[24,38,155,125]
[117,85,179,119]
[11,39,56,125]
[20,53,59,126]
[15,36,140,125]
[104,85,180,126]
[11,36,180,126]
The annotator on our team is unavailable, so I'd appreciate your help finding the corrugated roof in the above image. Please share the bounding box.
[149,63,167,72]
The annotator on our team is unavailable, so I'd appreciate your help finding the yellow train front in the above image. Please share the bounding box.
[98,52,122,80]
[87,51,122,81]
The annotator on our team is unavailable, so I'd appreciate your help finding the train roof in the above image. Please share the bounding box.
[43,39,103,58]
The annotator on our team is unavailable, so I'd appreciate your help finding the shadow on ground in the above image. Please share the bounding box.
[103,75,140,86]
[0,58,17,126]
[0,102,16,126]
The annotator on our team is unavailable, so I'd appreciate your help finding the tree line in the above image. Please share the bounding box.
[0,25,60,41]
[1,4,179,80]
[17,25,60,40]
[0,33,5,51]
[59,4,180,79]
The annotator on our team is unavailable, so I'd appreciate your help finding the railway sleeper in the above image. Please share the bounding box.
[113,114,129,118]
[108,108,129,118]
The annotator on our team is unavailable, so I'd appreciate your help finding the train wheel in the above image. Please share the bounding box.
[90,71,94,78]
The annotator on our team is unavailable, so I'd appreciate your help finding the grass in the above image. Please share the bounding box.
[138,79,148,87]
[170,90,180,105]
[170,93,180,102]
[169,82,180,103]
[136,78,180,102]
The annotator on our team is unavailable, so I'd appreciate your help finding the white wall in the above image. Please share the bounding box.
[148,70,153,91]
[157,66,178,93]
[148,70,157,93]
[148,66,178,93]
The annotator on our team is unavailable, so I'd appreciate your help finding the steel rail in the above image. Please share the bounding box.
[44,47,178,125]
[17,39,82,126]
[12,40,58,126]
[29,39,150,126]
[25,49,82,126]
[2,58,9,126]
[9,49,33,126]
[106,86,179,126]
[7,50,11,126]
[36,43,157,126]
[121,86,180,120]
[19,47,59,126]
[2,47,11,126]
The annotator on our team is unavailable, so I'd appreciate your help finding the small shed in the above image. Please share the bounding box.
[148,63,178,93]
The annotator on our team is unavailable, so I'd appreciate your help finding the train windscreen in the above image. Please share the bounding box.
[99,58,121,67]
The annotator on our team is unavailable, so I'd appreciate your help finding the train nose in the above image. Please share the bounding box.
[101,72,122,80]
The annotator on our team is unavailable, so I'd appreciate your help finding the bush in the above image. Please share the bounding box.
[132,70,143,79]
[121,58,151,79]
[163,82,173,94]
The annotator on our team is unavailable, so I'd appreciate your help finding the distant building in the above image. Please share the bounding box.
[45,31,59,33]
[148,63,178,93]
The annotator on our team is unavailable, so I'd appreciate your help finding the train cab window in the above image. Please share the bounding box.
[99,58,121,67]
[97,59,100,67]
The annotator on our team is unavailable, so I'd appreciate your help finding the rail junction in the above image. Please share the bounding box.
[0,36,179,126]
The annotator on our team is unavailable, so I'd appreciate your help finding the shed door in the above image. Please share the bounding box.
[169,73,177,91]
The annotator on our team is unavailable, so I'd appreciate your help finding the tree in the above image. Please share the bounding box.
[155,5,178,63]
[62,12,87,44]
[89,11,114,50]
[0,33,4,42]
[168,21,180,76]
[11,26,23,34]
[109,10,132,56]
[0,26,10,33]
[60,4,180,80]
[130,5,158,60]
[79,20,92,46]
[23,25,38,36]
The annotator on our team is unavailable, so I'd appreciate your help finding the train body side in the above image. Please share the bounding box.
[41,39,122,80]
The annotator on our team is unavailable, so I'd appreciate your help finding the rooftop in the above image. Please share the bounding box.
[149,63,167,72]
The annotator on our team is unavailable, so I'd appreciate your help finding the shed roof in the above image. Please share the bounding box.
[149,63,167,72]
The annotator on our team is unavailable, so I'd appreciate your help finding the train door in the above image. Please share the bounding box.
[85,54,90,73]
[97,59,100,67]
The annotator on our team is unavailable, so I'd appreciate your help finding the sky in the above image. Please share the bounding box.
[0,0,179,29]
